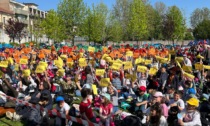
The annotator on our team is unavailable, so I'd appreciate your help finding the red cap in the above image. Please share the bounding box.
[139,86,146,92]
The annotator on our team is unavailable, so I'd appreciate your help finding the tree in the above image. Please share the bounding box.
[30,16,43,43]
[82,3,108,44]
[163,6,186,45]
[184,31,194,40]
[191,8,210,28]
[193,20,210,40]
[57,0,86,45]
[4,18,26,43]
[154,2,167,17]
[113,0,132,41]
[41,10,66,43]
[128,0,148,42]
[146,4,163,40]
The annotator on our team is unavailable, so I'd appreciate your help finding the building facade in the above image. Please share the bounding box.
[0,0,48,43]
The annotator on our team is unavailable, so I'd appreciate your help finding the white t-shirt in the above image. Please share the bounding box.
[159,116,168,126]
[168,99,185,110]
[184,58,192,67]
[56,102,70,114]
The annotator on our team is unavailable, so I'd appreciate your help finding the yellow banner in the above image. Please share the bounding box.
[124,62,133,70]
[145,60,152,65]
[182,65,192,73]
[135,58,144,64]
[100,78,110,87]
[88,46,95,52]
[35,65,46,73]
[23,69,30,77]
[39,61,48,69]
[79,58,87,67]
[203,65,210,70]
[96,69,105,76]
[126,51,133,57]
[149,67,158,75]
[170,50,176,55]
[67,62,74,68]
[102,54,109,59]
[7,57,14,65]
[20,58,28,65]
[195,63,203,70]
[60,54,67,59]
[111,62,122,70]
[175,57,184,63]
[54,60,63,69]
[137,66,147,73]
[0,61,8,68]
[58,69,65,76]
[92,84,98,95]
[183,71,195,79]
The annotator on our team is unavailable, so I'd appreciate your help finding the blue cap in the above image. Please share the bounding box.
[188,88,196,95]
[56,96,64,102]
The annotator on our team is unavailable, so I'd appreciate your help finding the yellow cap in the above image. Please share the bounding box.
[187,97,199,107]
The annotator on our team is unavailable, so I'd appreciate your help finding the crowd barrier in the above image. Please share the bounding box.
[0,94,101,126]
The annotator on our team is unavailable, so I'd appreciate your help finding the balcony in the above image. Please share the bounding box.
[18,19,28,24]
[14,8,28,16]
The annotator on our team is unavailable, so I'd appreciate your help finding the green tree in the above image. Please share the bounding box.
[193,20,210,40]
[41,10,66,43]
[82,3,108,44]
[146,4,163,40]
[30,16,43,43]
[184,31,194,40]
[57,0,86,45]
[191,8,210,28]
[163,6,186,45]
[113,0,132,41]
[129,0,148,42]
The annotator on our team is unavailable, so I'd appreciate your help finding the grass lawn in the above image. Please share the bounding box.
[0,117,24,126]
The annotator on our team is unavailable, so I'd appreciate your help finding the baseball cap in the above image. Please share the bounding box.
[139,86,146,92]
[56,96,64,102]
[153,91,163,97]
[100,93,111,101]
[187,97,199,107]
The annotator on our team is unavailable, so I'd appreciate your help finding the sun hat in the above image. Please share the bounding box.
[187,97,199,107]
[100,93,111,101]
[153,91,163,97]
[56,96,64,102]
[139,86,146,92]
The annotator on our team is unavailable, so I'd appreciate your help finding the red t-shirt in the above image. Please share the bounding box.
[100,103,113,116]
[79,100,94,120]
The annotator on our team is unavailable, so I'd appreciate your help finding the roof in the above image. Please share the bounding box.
[10,0,25,7]
[0,7,13,15]
[23,3,38,6]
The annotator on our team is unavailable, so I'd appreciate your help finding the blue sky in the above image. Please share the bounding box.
[17,0,210,27]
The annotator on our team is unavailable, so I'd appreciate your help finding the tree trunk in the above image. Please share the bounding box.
[13,37,15,43]
[72,36,75,46]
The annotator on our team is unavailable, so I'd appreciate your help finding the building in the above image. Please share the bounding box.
[0,7,14,43]
[0,0,48,43]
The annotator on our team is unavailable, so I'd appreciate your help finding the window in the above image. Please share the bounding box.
[3,17,5,24]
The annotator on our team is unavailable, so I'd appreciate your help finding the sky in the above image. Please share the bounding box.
[16,0,210,27]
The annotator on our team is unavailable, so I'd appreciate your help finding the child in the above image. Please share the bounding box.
[99,93,114,126]
[79,88,96,123]
[108,85,118,113]
[55,96,70,126]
